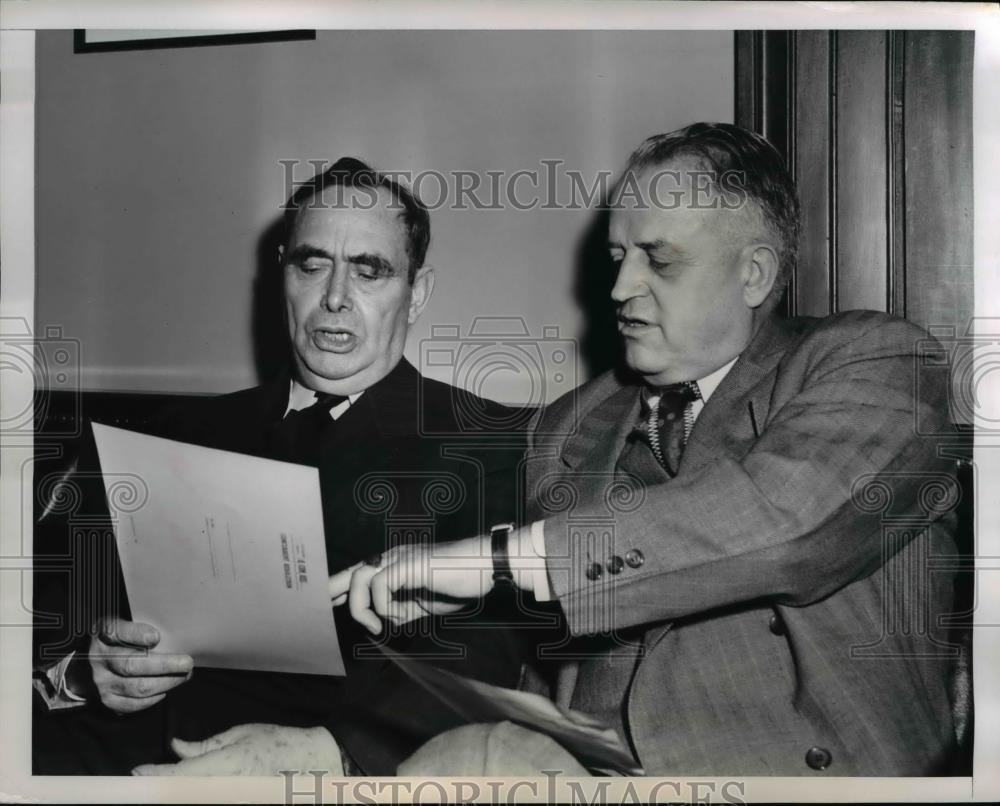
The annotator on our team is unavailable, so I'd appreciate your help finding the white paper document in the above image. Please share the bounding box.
[91,423,344,676]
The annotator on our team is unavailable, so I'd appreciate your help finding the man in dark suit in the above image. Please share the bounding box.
[33,158,527,775]
[335,123,964,775]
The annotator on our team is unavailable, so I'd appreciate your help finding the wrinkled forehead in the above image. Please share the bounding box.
[289,185,408,256]
[608,155,756,245]
[612,155,724,210]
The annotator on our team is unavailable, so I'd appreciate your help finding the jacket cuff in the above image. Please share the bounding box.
[506,521,555,600]
[33,652,88,711]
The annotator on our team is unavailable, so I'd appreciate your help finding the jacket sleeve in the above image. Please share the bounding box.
[535,317,959,635]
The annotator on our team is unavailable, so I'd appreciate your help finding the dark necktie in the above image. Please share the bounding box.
[268,392,348,465]
[643,381,701,476]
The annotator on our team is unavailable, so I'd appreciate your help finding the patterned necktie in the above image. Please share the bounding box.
[268,392,347,465]
[644,381,701,476]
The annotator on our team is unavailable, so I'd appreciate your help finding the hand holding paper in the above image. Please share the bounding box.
[89,617,193,713]
[92,423,344,677]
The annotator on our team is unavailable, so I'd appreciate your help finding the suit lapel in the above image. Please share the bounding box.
[357,358,421,440]
[680,315,800,476]
[643,315,802,654]
[560,316,803,479]
[224,377,290,456]
[316,358,419,457]
[553,383,653,713]
[560,383,641,473]
[680,361,772,475]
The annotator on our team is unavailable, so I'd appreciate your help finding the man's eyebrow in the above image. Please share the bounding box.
[349,252,398,275]
[284,244,334,264]
[607,238,683,256]
[284,245,398,274]
[635,239,674,253]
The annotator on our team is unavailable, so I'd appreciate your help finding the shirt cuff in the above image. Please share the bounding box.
[506,520,554,601]
[33,652,88,711]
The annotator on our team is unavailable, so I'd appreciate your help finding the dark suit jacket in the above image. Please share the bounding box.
[523,311,962,775]
[36,359,529,775]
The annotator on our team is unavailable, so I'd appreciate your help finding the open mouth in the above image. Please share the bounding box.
[311,327,358,352]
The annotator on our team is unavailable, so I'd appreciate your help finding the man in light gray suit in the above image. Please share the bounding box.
[332,122,964,776]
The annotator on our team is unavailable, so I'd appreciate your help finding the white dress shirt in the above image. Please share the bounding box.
[285,379,362,419]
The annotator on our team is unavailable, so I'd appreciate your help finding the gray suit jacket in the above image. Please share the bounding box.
[523,311,961,775]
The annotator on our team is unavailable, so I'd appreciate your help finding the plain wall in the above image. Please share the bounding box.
[36,29,733,404]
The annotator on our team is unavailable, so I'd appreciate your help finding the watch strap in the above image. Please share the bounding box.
[490,522,516,587]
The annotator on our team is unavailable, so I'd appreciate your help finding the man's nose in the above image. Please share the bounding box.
[610,252,645,303]
[322,265,352,311]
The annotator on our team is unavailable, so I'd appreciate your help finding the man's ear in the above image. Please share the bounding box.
[408,265,435,324]
[277,244,285,265]
[741,243,779,309]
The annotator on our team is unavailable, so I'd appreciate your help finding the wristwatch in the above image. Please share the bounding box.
[490,522,516,588]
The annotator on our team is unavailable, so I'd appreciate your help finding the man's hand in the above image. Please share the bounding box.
[131,724,343,776]
[89,618,193,714]
[328,535,494,634]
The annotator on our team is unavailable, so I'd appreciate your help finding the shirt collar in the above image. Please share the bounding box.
[285,379,363,417]
[642,357,738,407]
[696,356,738,404]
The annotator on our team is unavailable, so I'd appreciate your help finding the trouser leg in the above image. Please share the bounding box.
[396,721,590,776]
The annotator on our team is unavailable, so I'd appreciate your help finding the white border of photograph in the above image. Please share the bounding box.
[2,1,998,803]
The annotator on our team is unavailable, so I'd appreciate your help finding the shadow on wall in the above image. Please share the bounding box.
[573,206,629,384]
[252,216,292,384]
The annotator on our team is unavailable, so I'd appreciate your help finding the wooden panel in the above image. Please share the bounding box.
[734,31,793,152]
[734,31,762,131]
[834,31,888,312]
[736,27,974,435]
[762,32,793,164]
[735,29,973,334]
[903,31,974,336]
[793,31,833,316]
[887,31,907,317]
[734,31,796,316]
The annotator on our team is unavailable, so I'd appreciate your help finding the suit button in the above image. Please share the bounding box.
[769,613,786,636]
[586,562,603,581]
[805,746,832,770]
[624,549,644,568]
[607,555,624,574]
